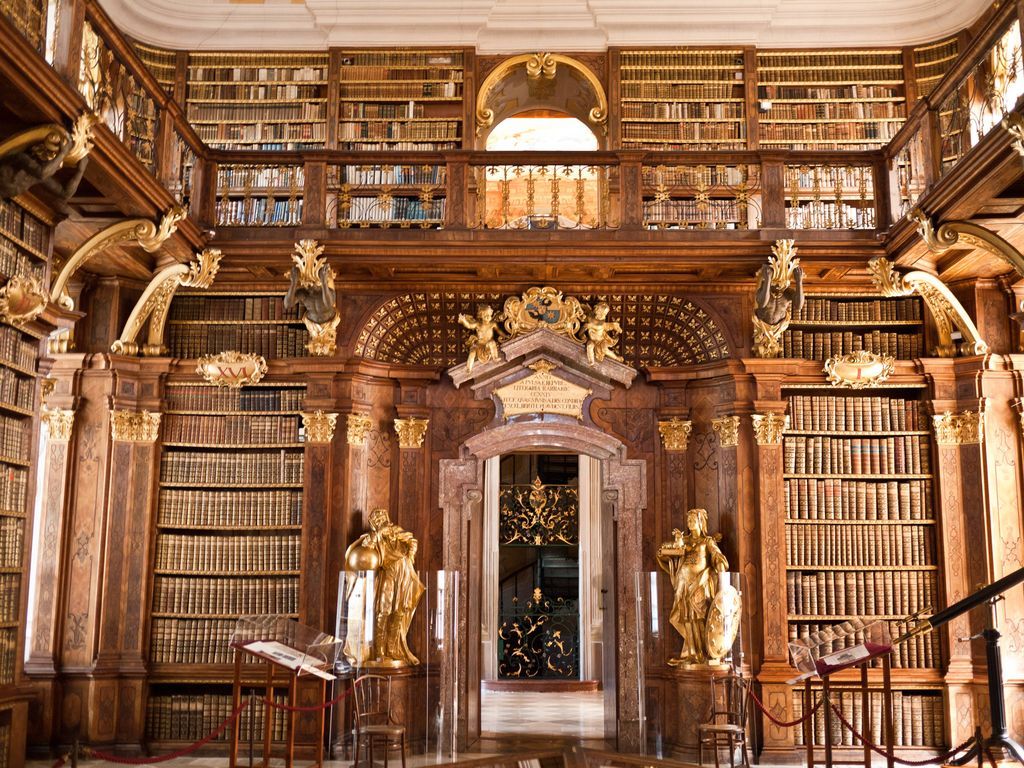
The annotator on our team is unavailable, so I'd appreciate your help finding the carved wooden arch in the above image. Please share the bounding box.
[438,420,647,752]
[110,248,222,356]
[354,291,732,368]
[475,52,609,142]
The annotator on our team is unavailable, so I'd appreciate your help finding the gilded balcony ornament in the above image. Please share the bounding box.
[41,407,75,442]
[285,239,340,357]
[751,412,787,445]
[0,275,47,326]
[110,410,161,443]
[711,415,741,447]
[51,205,188,311]
[868,256,987,358]
[933,411,983,446]
[301,411,338,444]
[658,418,693,452]
[196,351,268,388]
[752,239,804,358]
[112,248,223,356]
[346,413,373,447]
[394,417,429,449]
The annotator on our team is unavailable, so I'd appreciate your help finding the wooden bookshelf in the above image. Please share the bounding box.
[132,40,177,95]
[618,49,747,150]
[146,686,290,746]
[793,686,946,749]
[337,49,465,151]
[912,36,960,100]
[641,163,760,230]
[186,52,328,150]
[328,162,447,227]
[783,382,944,750]
[166,292,309,359]
[757,49,906,150]
[783,295,924,359]
[215,163,304,227]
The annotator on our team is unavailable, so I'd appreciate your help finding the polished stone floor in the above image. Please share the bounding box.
[480,690,606,740]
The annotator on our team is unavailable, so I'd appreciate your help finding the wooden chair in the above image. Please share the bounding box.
[352,674,406,768]
[697,672,751,768]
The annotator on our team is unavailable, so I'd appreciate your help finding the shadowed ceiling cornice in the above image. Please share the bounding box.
[99,0,993,52]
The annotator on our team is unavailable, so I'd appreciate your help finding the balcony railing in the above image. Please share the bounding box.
[3,0,1024,238]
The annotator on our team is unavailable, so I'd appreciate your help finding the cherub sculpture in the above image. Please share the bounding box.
[458,305,500,371]
[0,116,95,215]
[753,239,804,358]
[580,302,622,365]
[285,239,340,356]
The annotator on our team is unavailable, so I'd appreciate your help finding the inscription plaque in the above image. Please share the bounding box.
[494,361,591,420]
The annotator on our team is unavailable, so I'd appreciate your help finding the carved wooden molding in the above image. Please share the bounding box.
[394,417,429,448]
[111,248,222,356]
[751,412,787,445]
[657,417,692,451]
[50,206,187,311]
[712,415,741,447]
[346,413,373,446]
[910,208,1024,278]
[301,411,338,444]
[868,255,987,357]
[933,411,983,446]
[110,410,161,443]
[41,407,75,442]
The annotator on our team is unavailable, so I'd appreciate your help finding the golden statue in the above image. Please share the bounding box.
[458,305,501,371]
[343,508,425,667]
[656,508,739,666]
[580,302,622,365]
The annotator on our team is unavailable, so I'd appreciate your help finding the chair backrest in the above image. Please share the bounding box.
[709,672,748,726]
[353,674,393,729]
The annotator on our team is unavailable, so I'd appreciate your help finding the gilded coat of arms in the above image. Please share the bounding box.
[502,286,585,339]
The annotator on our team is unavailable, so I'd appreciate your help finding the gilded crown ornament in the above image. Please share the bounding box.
[933,411,983,446]
[711,415,741,447]
[752,239,804,358]
[751,412,787,445]
[394,417,429,448]
[657,509,740,666]
[302,411,338,444]
[110,410,161,443]
[658,418,693,452]
[41,407,75,442]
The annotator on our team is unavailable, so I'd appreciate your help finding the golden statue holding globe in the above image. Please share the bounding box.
[343,508,425,667]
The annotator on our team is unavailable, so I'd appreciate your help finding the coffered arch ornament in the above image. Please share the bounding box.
[111,248,223,356]
[868,256,987,357]
[354,291,732,368]
[475,53,609,143]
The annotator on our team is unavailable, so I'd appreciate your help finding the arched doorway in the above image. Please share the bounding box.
[439,419,647,751]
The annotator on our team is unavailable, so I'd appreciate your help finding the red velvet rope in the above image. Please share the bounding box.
[82,700,249,765]
[51,753,70,768]
[747,686,823,727]
[827,698,984,767]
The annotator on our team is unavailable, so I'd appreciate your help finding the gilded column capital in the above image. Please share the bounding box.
[712,415,741,447]
[42,407,75,442]
[301,411,338,444]
[751,412,787,445]
[657,418,692,451]
[346,413,373,447]
[110,410,161,443]
[394,417,429,449]
[933,411,983,446]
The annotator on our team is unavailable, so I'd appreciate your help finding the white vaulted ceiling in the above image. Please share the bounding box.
[99,0,992,52]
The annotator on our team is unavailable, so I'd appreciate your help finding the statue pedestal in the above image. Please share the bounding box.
[648,665,731,761]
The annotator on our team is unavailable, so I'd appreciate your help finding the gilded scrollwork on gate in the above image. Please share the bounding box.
[498,588,578,679]
[499,478,579,546]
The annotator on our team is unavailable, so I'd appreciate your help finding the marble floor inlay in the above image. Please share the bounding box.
[480,690,606,739]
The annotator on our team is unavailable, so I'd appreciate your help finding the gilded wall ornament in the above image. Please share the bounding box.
[285,239,340,356]
[1003,112,1024,158]
[751,412,787,445]
[656,508,739,666]
[658,418,693,452]
[346,413,373,446]
[868,256,988,357]
[502,286,586,340]
[41,407,75,442]
[301,411,338,444]
[752,239,804,358]
[394,417,429,449]
[711,416,741,447]
[41,377,56,405]
[110,410,161,443]
[933,411,983,446]
[195,351,268,388]
[823,349,896,389]
[0,275,48,326]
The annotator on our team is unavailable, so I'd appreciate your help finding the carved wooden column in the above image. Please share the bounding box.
[299,410,337,631]
[657,415,691,537]
[345,413,372,526]
[751,408,795,758]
